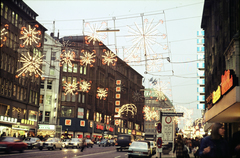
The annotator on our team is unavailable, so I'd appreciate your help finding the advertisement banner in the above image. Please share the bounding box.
[162,116,173,141]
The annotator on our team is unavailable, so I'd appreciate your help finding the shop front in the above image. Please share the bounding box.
[104,125,114,139]
[0,116,18,136]
[37,124,56,137]
[59,117,88,139]
[94,122,105,139]
[11,119,37,138]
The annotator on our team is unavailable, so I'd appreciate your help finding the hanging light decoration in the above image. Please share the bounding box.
[132,90,144,102]
[102,50,117,66]
[19,24,41,48]
[80,50,96,67]
[142,105,159,121]
[84,22,107,45]
[96,87,108,100]
[153,81,171,101]
[60,50,75,67]
[118,104,137,117]
[0,24,9,47]
[16,52,44,78]
[79,80,92,93]
[63,81,79,95]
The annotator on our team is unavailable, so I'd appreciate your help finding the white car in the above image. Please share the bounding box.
[39,138,63,150]
[66,138,82,149]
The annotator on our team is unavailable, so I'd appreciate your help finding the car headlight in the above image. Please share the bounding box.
[74,143,77,145]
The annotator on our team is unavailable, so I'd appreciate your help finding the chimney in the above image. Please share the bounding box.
[50,32,54,37]
[57,30,59,39]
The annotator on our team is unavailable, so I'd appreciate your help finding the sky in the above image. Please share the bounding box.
[24,0,204,129]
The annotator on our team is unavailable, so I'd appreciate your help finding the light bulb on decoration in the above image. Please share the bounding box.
[124,18,167,66]
[153,81,171,101]
[102,50,117,66]
[1,24,9,47]
[60,50,75,67]
[146,54,164,72]
[63,82,79,95]
[80,50,96,67]
[118,104,137,117]
[19,24,41,48]
[143,105,159,121]
[84,22,107,45]
[79,80,92,93]
[16,52,44,78]
[132,90,144,102]
[96,87,108,100]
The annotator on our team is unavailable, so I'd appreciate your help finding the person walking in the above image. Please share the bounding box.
[192,137,200,158]
[231,130,240,158]
[173,135,185,158]
[199,123,230,158]
[81,137,87,152]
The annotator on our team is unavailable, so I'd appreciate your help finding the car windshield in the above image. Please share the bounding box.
[71,139,78,142]
[46,138,55,142]
[24,138,33,141]
[130,142,147,148]
[62,139,69,142]
[118,136,130,140]
[101,139,107,142]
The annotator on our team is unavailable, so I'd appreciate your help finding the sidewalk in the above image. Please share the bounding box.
[152,151,195,158]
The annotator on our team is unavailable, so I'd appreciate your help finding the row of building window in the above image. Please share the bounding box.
[62,63,87,74]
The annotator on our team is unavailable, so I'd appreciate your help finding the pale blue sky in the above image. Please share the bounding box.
[24,0,204,129]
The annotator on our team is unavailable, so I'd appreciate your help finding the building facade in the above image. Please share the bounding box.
[0,0,46,137]
[201,0,240,139]
[57,36,145,139]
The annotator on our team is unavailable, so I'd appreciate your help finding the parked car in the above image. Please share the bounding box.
[23,137,40,149]
[116,134,134,151]
[66,138,82,149]
[109,139,115,146]
[85,139,93,148]
[128,141,152,158]
[62,139,70,148]
[99,139,110,147]
[0,137,27,153]
[149,141,156,155]
[39,137,63,150]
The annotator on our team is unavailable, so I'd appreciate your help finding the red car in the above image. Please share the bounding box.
[0,137,27,153]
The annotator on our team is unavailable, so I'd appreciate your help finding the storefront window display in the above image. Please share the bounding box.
[29,110,38,122]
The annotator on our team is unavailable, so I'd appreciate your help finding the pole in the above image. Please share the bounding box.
[140,13,147,74]
[113,17,117,55]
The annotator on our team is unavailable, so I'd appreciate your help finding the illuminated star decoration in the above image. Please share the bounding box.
[16,52,44,78]
[125,18,167,64]
[79,80,92,93]
[143,105,159,121]
[118,104,137,117]
[1,24,9,47]
[63,82,79,95]
[62,39,71,49]
[102,50,117,66]
[19,24,41,48]
[60,50,75,67]
[84,22,107,45]
[96,87,108,100]
[147,54,164,72]
[132,90,144,102]
[80,50,96,67]
[153,81,171,101]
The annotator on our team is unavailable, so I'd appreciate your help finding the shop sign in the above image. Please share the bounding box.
[136,131,141,136]
[128,129,132,135]
[65,119,71,126]
[78,108,84,119]
[39,125,55,130]
[115,119,119,125]
[206,93,213,110]
[96,124,104,130]
[80,120,85,127]
[132,130,135,135]
[90,121,93,128]
[212,86,221,104]
[0,116,17,124]
[221,70,233,95]
[20,119,35,125]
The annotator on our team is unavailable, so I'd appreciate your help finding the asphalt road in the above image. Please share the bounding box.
[0,145,130,158]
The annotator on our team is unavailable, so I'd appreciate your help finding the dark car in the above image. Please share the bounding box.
[0,137,28,153]
[85,139,93,148]
[116,134,134,151]
[99,139,110,147]
[23,137,40,149]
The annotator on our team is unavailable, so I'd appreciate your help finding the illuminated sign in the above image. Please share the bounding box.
[128,129,132,135]
[21,119,35,125]
[136,131,141,136]
[115,119,119,125]
[115,107,120,113]
[132,130,135,135]
[0,116,17,124]
[116,94,121,99]
[221,70,233,95]
[118,127,120,132]
[121,128,123,133]
[96,124,104,130]
[116,80,121,85]
[39,125,55,130]
[212,86,221,104]
[116,87,121,92]
[65,119,71,126]
[125,129,127,134]
[115,101,120,106]
[90,121,93,128]
[80,120,85,127]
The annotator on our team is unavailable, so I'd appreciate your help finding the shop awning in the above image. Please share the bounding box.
[205,86,240,123]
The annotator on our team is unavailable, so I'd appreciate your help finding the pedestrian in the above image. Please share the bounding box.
[1,132,6,137]
[230,130,240,158]
[192,137,200,158]
[173,135,184,158]
[81,137,87,152]
[199,123,230,158]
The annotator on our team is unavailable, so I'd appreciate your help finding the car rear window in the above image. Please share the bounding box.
[130,142,147,148]
[118,136,130,140]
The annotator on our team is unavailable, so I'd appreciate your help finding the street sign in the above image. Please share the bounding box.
[157,122,162,133]
[162,112,183,117]
[157,133,163,138]
[157,148,162,152]
[157,137,162,148]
